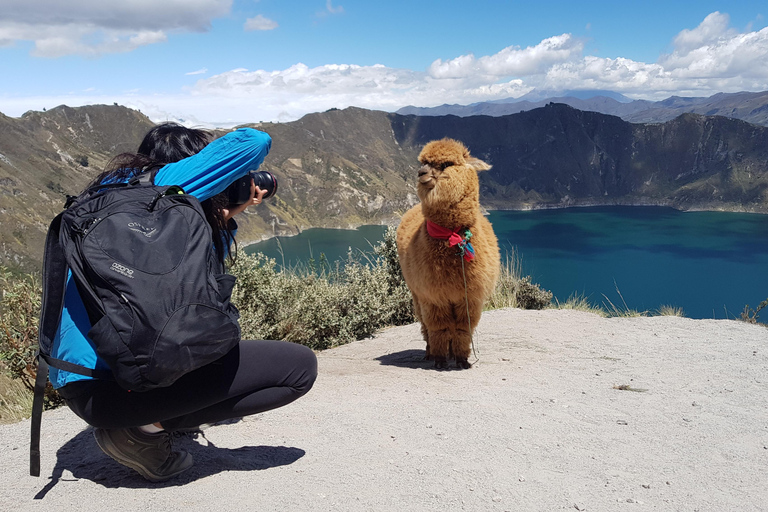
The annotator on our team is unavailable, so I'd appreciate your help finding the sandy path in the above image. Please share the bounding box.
[2,308,767,511]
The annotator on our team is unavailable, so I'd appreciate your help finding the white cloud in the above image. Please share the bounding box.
[244,15,278,31]
[24,28,168,58]
[429,34,585,79]
[670,11,735,56]
[186,68,209,76]
[183,62,531,123]
[3,11,767,125]
[0,0,231,31]
[0,0,231,57]
[659,14,768,81]
[423,12,768,102]
[178,12,768,122]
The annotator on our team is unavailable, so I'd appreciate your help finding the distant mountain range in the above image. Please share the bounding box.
[0,106,154,270]
[2,102,767,270]
[397,90,768,127]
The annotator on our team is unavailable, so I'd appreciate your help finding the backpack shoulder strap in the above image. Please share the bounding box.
[38,213,67,358]
[30,212,66,477]
[30,211,111,476]
[29,356,48,477]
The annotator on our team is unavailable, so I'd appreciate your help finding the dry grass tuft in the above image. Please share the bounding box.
[656,305,685,317]
[554,293,608,317]
[0,373,32,424]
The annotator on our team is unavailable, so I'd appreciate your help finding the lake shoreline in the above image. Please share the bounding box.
[242,201,768,248]
[242,206,768,320]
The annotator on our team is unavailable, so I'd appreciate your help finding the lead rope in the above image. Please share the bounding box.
[457,236,479,364]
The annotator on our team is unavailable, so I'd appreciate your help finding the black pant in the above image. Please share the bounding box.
[58,340,318,431]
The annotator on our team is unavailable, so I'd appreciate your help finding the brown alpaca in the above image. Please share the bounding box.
[396,138,500,369]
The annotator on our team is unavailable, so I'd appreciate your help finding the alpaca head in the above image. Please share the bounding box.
[416,138,491,227]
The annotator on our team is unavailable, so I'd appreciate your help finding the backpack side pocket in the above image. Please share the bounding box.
[213,273,236,310]
[88,315,142,391]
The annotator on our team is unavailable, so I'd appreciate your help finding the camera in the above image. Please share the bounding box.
[226,171,278,205]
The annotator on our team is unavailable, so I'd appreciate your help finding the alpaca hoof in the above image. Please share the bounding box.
[455,358,472,369]
[434,356,448,369]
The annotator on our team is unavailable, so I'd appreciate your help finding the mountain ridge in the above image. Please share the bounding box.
[1,102,767,271]
[397,90,768,127]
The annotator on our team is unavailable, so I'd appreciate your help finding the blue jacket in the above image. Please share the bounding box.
[49,128,272,389]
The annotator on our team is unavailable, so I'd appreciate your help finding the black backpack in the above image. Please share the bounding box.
[30,177,241,476]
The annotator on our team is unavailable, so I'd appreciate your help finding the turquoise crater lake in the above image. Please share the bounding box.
[245,207,768,320]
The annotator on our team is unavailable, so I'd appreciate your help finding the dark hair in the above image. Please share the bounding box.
[90,122,237,265]
[137,123,213,163]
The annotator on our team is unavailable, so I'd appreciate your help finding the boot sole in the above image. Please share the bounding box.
[93,429,193,482]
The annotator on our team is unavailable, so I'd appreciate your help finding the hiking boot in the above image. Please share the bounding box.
[93,427,194,482]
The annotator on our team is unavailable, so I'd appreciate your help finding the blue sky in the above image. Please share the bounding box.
[1,0,766,126]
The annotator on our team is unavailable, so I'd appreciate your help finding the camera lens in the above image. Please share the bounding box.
[225,171,279,205]
[251,171,278,199]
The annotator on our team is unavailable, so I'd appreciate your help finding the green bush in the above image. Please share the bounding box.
[486,251,552,311]
[372,226,414,325]
[514,276,553,310]
[230,226,415,350]
[0,268,41,388]
[0,268,60,408]
[741,298,767,325]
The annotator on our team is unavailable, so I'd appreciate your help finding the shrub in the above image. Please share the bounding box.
[373,226,414,325]
[514,276,553,310]
[0,268,41,388]
[486,251,552,311]
[0,268,61,409]
[741,298,767,325]
[229,226,415,350]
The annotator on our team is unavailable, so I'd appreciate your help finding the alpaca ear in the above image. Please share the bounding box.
[467,157,491,172]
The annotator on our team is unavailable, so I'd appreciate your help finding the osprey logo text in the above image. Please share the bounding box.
[110,262,135,279]
[128,222,157,238]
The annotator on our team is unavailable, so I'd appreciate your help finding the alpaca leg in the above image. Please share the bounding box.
[419,302,453,369]
[421,323,432,360]
[451,299,483,369]
[430,328,452,369]
[411,294,432,360]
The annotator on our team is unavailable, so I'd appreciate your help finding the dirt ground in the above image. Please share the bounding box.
[1,308,767,511]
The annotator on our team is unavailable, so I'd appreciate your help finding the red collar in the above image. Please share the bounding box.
[426,220,475,261]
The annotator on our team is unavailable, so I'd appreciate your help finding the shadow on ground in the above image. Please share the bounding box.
[33,427,305,498]
[375,349,432,369]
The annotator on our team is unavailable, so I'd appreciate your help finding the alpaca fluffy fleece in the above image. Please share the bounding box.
[396,138,500,369]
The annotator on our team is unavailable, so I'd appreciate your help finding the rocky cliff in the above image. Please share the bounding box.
[390,104,768,212]
[1,103,767,270]
[0,105,154,270]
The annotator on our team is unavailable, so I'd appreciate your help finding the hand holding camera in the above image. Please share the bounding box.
[222,170,278,220]
[226,171,278,205]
